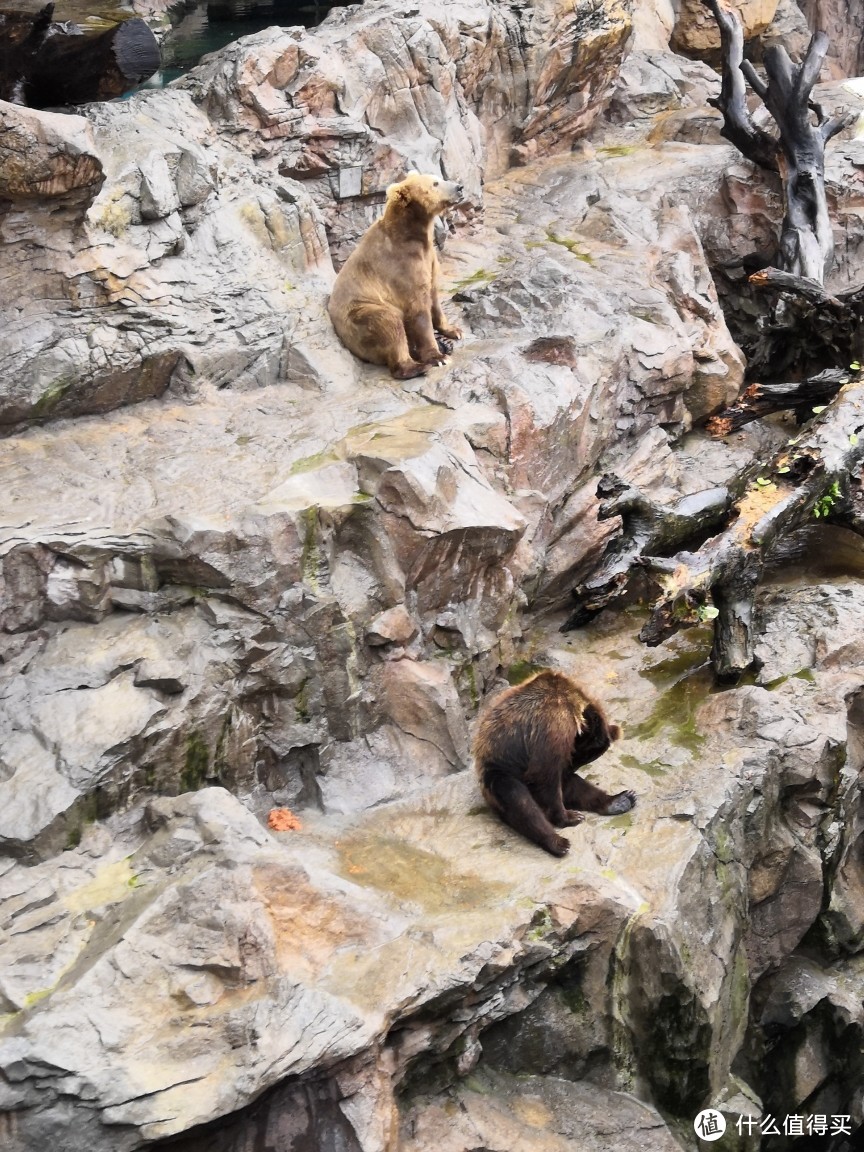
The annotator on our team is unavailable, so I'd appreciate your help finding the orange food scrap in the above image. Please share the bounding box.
[267,808,303,832]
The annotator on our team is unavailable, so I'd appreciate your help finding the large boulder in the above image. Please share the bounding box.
[0,90,332,430]
[176,0,632,262]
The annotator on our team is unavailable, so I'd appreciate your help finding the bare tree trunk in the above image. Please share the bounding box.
[703,0,853,284]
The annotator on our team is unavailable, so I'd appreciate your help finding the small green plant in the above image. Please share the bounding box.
[813,480,841,519]
[696,604,719,622]
[753,476,775,491]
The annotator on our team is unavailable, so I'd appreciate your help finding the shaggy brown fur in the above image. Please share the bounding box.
[473,669,636,857]
[327,172,464,380]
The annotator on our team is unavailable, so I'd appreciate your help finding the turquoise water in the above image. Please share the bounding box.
[144,0,339,87]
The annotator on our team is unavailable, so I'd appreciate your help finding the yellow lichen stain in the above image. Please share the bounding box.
[341,406,449,462]
[239,201,270,245]
[95,190,132,237]
[265,206,293,250]
[732,480,791,541]
[63,857,139,915]
[337,833,508,915]
[511,1095,553,1129]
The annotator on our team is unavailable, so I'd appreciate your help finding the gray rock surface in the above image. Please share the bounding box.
[2,578,864,1150]
[0,89,332,430]
[2,4,864,1150]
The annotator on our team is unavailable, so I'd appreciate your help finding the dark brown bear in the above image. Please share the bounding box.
[327,172,464,380]
[473,670,636,857]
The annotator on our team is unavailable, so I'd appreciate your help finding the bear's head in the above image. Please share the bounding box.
[384,172,464,220]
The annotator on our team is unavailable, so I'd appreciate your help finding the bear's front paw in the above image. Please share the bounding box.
[545,834,571,857]
[437,324,463,341]
[603,790,637,816]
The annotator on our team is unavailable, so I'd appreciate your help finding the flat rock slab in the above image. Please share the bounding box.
[401,1068,683,1152]
[2,582,861,1149]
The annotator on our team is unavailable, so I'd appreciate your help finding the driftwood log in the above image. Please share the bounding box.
[640,376,864,676]
[0,3,159,108]
[562,480,737,631]
[705,367,852,435]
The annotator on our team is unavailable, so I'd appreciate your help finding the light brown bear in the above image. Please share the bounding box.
[328,172,464,380]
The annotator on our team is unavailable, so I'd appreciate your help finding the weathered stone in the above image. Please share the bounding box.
[133,659,187,695]
[0,102,103,200]
[0,90,333,429]
[755,954,864,1124]
[44,557,111,624]
[375,658,469,769]
[365,604,419,647]
[761,0,813,63]
[400,1069,683,1152]
[672,0,779,55]
[176,0,632,262]
[797,0,864,79]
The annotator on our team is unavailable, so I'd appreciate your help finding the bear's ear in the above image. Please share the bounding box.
[385,182,409,204]
[608,723,622,742]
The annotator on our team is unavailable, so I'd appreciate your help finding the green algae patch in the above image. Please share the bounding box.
[628,673,709,756]
[619,754,667,778]
[300,506,321,591]
[181,729,210,792]
[337,833,508,915]
[606,813,634,831]
[289,448,340,476]
[506,660,545,686]
[639,627,713,683]
[599,144,639,157]
[451,267,497,291]
[632,628,714,755]
[457,660,481,708]
[34,378,74,417]
[544,229,594,263]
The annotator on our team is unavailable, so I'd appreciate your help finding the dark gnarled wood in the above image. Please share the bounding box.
[561,478,734,631]
[0,3,160,108]
[640,377,864,675]
[705,367,851,435]
[703,0,855,284]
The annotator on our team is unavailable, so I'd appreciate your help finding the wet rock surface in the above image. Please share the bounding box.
[2,1,864,1149]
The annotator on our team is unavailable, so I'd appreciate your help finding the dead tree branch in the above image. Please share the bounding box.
[640,377,864,675]
[705,367,851,435]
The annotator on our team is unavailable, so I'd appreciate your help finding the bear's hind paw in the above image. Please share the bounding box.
[391,360,428,380]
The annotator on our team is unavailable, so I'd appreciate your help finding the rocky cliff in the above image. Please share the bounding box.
[2,1,864,1150]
